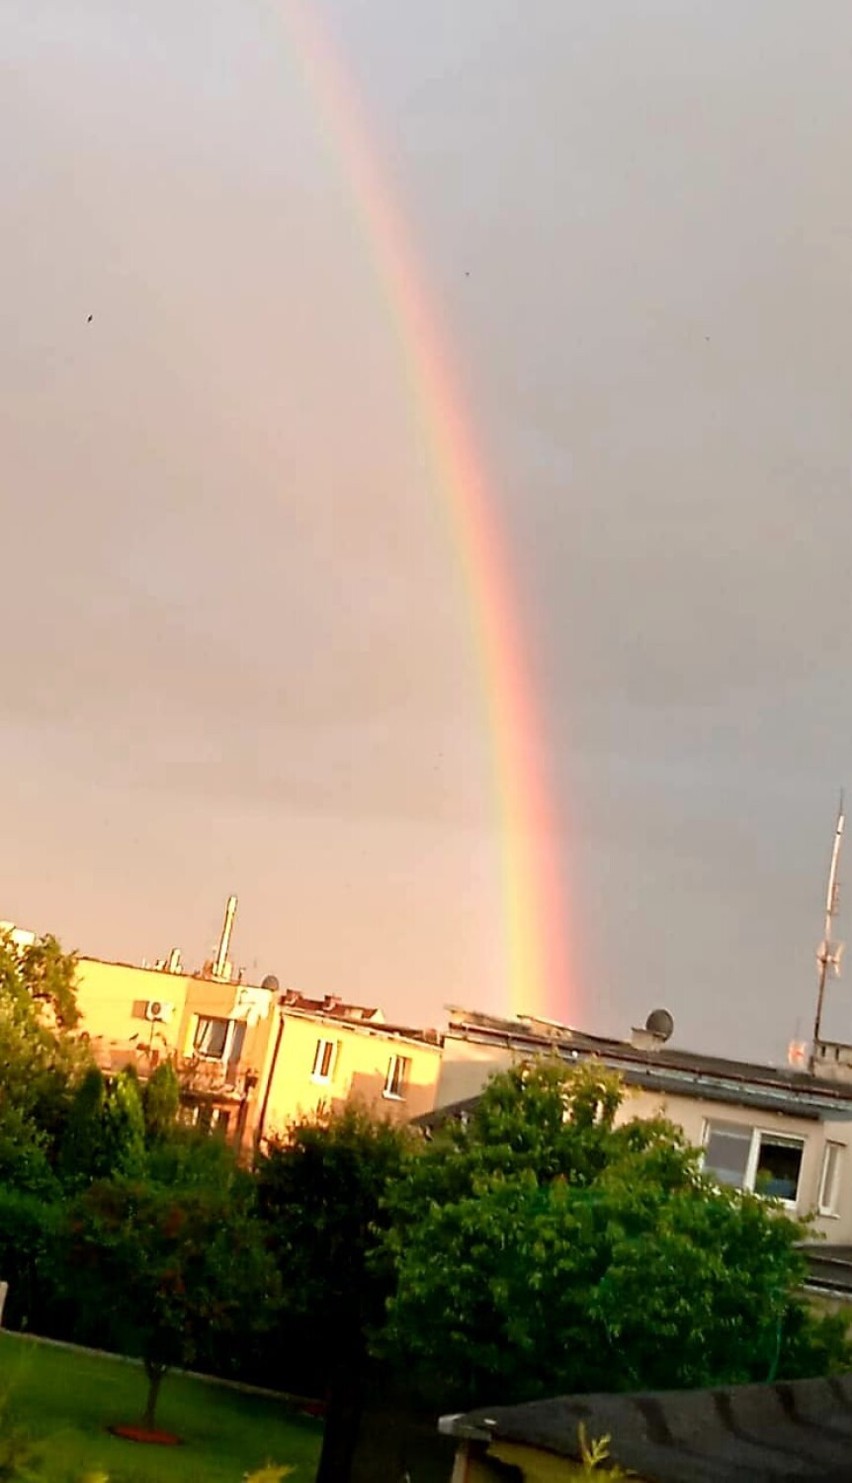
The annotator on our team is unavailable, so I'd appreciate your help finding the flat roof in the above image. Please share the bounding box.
[440,1011,852,1119]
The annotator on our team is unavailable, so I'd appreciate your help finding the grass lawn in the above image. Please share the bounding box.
[0,1333,322,1482]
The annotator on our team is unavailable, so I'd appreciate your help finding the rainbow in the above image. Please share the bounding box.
[273,1,574,1022]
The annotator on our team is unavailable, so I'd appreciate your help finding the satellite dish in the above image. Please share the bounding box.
[645,1008,674,1042]
[261,974,280,993]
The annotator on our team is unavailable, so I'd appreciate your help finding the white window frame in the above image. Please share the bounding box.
[383,1053,411,1100]
[702,1120,805,1210]
[194,1015,239,1062]
[311,1037,338,1085]
[818,1141,845,1217]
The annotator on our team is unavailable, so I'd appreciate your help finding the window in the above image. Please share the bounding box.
[754,1135,804,1203]
[194,1017,229,1058]
[703,1120,805,1207]
[193,1017,245,1063]
[819,1142,845,1216]
[312,1038,338,1083]
[703,1122,752,1188]
[384,1054,411,1100]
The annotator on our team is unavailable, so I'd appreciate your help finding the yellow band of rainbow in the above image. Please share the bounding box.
[273,1,575,1022]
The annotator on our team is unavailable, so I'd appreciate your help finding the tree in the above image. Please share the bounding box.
[142,1061,181,1143]
[0,1187,66,1334]
[101,1066,147,1178]
[394,1058,627,1217]
[383,1061,851,1406]
[57,1066,148,1189]
[66,1176,278,1429]
[15,933,80,1032]
[57,1068,109,1187]
[256,1103,414,1483]
[0,932,89,1183]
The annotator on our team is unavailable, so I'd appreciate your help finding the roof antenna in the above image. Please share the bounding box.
[213,894,238,982]
[809,793,845,1073]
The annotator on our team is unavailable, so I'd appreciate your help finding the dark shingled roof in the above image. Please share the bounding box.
[443,1373,852,1481]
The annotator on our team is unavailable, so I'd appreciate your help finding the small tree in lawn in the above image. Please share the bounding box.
[67,1177,278,1429]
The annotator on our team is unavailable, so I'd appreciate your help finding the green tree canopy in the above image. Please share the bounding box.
[256,1103,415,1483]
[257,1103,414,1337]
[0,932,89,1187]
[66,1175,278,1427]
[383,1060,850,1405]
[142,1061,181,1143]
[57,1066,148,1189]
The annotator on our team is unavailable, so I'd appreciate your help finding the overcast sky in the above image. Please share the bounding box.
[4,0,852,1059]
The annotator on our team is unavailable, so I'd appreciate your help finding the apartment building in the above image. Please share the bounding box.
[72,953,442,1148]
[427,1008,852,1239]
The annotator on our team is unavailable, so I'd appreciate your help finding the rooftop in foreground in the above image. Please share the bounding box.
[442,1372,852,1481]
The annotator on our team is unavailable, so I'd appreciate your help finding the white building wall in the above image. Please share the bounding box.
[435,1035,852,1240]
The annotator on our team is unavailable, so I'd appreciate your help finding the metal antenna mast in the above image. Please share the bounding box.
[809,793,846,1073]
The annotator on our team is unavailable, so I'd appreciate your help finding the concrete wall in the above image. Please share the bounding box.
[617,1085,851,1238]
[73,957,193,1069]
[438,1038,515,1108]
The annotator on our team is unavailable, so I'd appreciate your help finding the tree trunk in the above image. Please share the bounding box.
[314,1360,364,1483]
[143,1361,166,1430]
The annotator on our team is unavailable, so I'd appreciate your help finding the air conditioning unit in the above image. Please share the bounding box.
[145,1000,175,1024]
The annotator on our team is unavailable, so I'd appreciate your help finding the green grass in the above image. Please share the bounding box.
[0,1333,322,1482]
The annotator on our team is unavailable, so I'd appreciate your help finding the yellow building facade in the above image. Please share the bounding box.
[246,1005,442,1145]
[71,955,442,1148]
[73,956,194,1068]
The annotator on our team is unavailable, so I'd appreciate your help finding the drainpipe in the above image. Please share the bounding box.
[255,1007,285,1148]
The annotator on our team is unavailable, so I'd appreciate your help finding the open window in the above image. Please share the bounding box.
[702,1120,804,1208]
[753,1134,803,1203]
[193,1017,246,1064]
[194,1016,229,1059]
[384,1054,411,1100]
